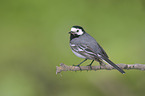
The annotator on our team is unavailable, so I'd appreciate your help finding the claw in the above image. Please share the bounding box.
[72,59,87,71]
[100,65,101,69]
[87,64,92,70]
[73,64,82,71]
[87,60,94,70]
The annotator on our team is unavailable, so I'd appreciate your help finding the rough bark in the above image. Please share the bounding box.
[56,63,145,74]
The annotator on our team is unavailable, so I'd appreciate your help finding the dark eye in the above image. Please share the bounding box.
[76,30,79,32]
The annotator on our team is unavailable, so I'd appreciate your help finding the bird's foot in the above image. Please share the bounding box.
[73,64,82,71]
[100,65,102,69]
[87,64,92,70]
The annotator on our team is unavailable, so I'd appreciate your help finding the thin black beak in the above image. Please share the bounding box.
[68,31,72,34]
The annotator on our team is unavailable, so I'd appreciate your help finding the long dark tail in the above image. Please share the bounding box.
[100,55,125,74]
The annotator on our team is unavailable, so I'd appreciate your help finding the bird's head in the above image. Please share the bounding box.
[69,26,85,36]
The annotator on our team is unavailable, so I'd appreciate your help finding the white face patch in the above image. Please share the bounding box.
[71,27,84,35]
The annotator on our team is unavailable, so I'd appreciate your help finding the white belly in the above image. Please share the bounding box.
[72,50,86,58]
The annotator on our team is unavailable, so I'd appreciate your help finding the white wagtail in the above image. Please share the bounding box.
[69,25,125,74]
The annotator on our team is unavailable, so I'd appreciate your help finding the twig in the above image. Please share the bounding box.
[56,63,145,74]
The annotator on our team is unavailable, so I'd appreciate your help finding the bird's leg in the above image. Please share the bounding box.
[73,59,87,70]
[87,60,94,70]
[74,59,87,66]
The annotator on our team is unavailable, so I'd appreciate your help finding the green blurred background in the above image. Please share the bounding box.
[0,0,145,96]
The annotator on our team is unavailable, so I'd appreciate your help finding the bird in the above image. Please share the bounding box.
[69,25,125,74]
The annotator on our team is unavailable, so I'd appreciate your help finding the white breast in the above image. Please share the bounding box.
[72,50,86,58]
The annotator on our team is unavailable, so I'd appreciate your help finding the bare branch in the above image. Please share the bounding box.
[56,63,145,74]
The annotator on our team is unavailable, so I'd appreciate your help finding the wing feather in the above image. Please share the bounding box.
[70,43,97,59]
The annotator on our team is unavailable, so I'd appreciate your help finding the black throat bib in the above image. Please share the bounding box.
[70,34,80,41]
